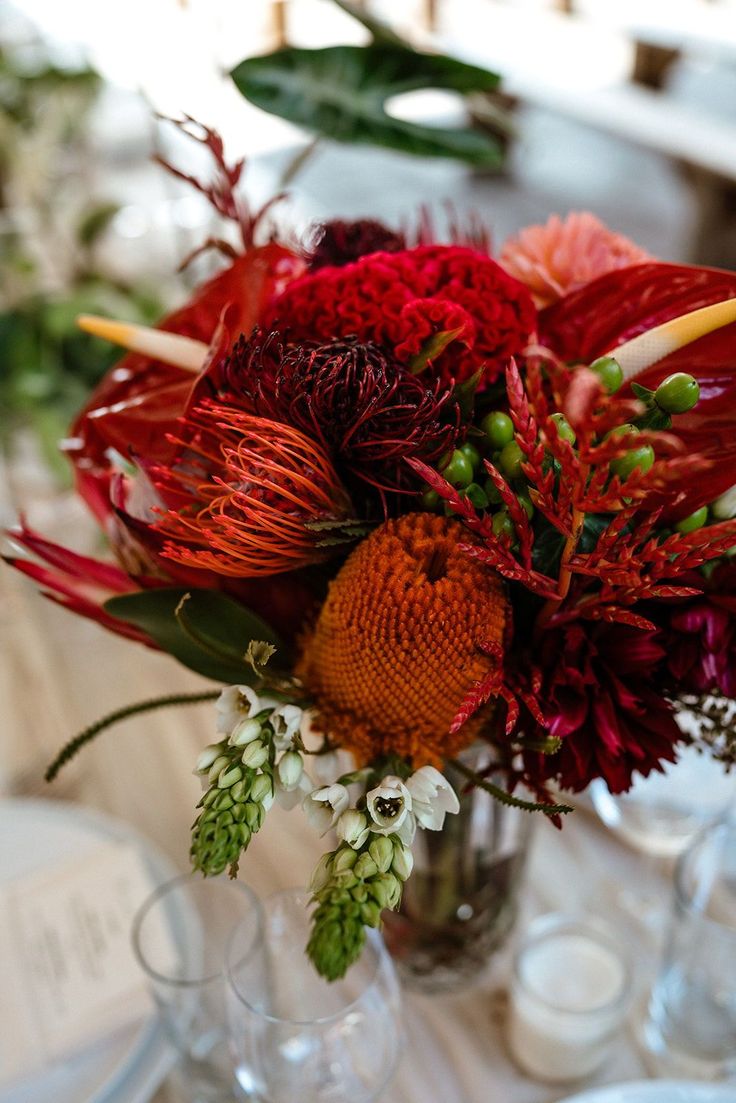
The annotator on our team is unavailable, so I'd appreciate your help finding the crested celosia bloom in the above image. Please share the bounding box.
[264,244,536,386]
[499,211,650,308]
[223,332,461,504]
[297,512,509,767]
[154,404,353,576]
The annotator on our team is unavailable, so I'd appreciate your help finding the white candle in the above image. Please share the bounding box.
[507,916,630,1083]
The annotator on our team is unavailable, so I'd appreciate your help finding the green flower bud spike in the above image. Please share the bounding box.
[307,832,413,981]
[191,716,277,878]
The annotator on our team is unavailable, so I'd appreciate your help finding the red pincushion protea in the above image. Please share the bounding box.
[522,622,680,794]
[153,404,354,577]
[223,332,461,505]
[263,244,536,386]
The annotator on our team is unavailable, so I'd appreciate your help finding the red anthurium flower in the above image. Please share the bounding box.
[540,261,736,512]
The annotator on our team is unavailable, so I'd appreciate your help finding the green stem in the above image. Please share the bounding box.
[279,136,321,187]
[449,758,573,816]
[46,690,220,782]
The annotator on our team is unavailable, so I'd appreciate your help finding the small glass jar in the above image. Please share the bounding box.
[507,913,632,1084]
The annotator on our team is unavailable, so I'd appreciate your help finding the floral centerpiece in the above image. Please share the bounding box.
[8,121,736,981]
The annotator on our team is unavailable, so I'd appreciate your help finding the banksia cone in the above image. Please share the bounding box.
[297,513,509,766]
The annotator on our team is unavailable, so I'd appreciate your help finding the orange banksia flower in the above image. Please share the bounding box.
[297,513,509,767]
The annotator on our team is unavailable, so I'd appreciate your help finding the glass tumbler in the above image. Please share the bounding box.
[643,818,736,1080]
[132,874,262,1102]
[226,888,402,1103]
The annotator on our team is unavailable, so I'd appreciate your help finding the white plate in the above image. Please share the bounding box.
[559,1080,736,1103]
[0,798,177,1103]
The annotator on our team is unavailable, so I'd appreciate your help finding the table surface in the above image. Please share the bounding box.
[0,435,673,1103]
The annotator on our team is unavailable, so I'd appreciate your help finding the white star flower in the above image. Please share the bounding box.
[406,765,460,830]
[303,783,351,834]
[366,776,412,836]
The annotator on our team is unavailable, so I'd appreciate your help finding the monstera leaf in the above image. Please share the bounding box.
[231,43,505,167]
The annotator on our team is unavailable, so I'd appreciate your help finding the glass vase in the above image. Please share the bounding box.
[383,744,534,993]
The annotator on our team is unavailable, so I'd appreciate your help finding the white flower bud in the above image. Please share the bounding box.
[195,742,226,773]
[250,772,274,810]
[229,718,262,747]
[277,750,304,791]
[309,852,333,893]
[391,843,414,880]
[207,755,231,784]
[336,809,370,849]
[241,741,269,769]
[217,764,243,789]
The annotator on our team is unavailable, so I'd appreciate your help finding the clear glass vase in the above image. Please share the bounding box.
[383,745,534,993]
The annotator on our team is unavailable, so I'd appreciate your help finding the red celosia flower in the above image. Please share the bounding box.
[308,219,407,269]
[664,563,736,698]
[263,244,536,386]
[224,332,461,505]
[154,404,354,577]
[522,622,680,794]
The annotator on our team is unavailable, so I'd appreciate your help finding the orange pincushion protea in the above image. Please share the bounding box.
[297,512,509,767]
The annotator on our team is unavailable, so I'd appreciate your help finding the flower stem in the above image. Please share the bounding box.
[45,690,220,782]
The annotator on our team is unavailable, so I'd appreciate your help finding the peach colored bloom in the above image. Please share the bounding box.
[499,212,651,308]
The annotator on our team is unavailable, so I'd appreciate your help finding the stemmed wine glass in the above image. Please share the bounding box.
[226,888,402,1102]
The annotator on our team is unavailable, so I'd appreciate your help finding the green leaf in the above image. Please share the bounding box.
[409,326,464,374]
[231,44,504,167]
[76,202,121,247]
[104,588,284,683]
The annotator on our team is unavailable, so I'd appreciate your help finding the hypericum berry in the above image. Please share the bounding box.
[483,478,503,505]
[421,488,440,511]
[462,482,489,509]
[611,443,655,480]
[481,410,514,450]
[498,440,524,479]
[549,412,576,444]
[605,423,638,442]
[654,372,700,414]
[459,441,482,471]
[674,506,708,534]
[492,510,515,539]
[440,449,474,488]
[589,355,623,394]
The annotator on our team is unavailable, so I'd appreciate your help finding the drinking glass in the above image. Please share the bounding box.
[590,743,736,858]
[226,888,402,1103]
[643,818,736,1080]
[132,874,262,1102]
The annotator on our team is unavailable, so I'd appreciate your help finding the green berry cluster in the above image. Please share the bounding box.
[190,712,276,877]
[307,834,411,981]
